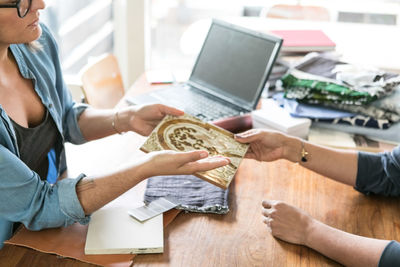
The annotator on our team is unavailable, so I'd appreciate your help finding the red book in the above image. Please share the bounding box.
[270,30,336,52]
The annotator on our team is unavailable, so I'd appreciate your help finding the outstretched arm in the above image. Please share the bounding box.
[78,104,184,141]
[235,129,358,186]
[262,200,391,267]
[76,150,229,214]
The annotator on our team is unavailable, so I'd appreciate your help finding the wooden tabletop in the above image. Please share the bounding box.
[1,74,399,266]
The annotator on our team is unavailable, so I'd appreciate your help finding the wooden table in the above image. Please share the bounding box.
[1,74,399,266]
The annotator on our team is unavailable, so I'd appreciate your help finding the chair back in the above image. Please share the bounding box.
[81,54,125,109]
[264,4,331,21]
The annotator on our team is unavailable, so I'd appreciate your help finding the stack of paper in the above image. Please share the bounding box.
[85,207,163,255]
[252,99,311,139]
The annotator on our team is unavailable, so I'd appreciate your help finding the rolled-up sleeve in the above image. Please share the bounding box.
[63,101,89,144]
[56,173,90,224]
[0,145,90,231]
[379,241,400,267]
[355,146,400,196]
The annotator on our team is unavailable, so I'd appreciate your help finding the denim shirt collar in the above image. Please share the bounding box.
[8,44,64,140]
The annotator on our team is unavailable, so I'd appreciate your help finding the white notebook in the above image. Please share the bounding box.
[85,207,163,255]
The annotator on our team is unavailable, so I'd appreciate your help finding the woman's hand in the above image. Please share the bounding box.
[117,104,184,136]
[235,129,290,162]
[262,200,315,245]
[140,150,230,178]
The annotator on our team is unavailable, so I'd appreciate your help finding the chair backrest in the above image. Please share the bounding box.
[80,54,125,109]
[264,4,331,21]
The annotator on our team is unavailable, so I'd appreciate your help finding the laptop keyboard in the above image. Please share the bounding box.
[185,94,240,121]
[160,86,247,121]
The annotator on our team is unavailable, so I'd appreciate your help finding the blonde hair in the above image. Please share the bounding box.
[27,40,43,52]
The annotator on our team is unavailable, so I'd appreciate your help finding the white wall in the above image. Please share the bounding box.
[113,0,150,89]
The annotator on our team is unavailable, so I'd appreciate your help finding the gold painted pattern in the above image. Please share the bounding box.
[141,114,249,189]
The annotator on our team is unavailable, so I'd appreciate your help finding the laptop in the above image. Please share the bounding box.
[127,19,282,128]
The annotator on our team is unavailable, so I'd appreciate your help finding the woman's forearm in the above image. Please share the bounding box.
[283,136,359,186]
[76,160,148,214]
[74,150,229,214]
[78,107,132,141]
[306,219,389,267]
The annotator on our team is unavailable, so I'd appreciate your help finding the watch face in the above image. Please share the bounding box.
[141,114,249,189]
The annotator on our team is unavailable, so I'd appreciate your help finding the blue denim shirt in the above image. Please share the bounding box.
[0,24,90,248]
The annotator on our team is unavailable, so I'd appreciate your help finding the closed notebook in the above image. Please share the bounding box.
[85,207,163,255]
[270,30,335,52]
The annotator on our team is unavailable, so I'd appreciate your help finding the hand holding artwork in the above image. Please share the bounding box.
[235,129,290,162]
[141,150,230,177]
[115,104,184,136]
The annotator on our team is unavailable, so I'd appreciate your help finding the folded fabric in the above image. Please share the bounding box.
[312,121,400,144]
[370,87,400,119]
[274,92,356,119]
[289,53,400,121]
[282,70,399,106]
[293,52,398,81]
[322,101,400,123]
[273,93,390,129]
[144,175,229,214]
[313,115,390,129]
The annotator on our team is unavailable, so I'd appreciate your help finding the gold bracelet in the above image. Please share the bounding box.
[112,111,122,135]
[300,141,308,162]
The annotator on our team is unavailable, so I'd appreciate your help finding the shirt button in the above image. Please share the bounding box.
[49,103,53,108]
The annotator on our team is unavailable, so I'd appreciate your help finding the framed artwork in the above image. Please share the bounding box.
[141,114,249,189]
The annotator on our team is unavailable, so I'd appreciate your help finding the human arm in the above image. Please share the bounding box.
[76,150,229,214]
[235,129,358,186]
[77,104,184,141]
[261,200,395,267]
[0,145,90,231]
[0,144,228,229]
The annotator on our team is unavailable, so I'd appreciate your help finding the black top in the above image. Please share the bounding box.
[355,147,400,266]
[10,109,58,180]
[379,241,400,267]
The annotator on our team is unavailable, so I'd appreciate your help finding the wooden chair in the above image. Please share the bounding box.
[80,54,125,109]
[263,4,331,21]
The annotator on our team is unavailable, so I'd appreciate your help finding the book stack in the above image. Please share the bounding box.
[270,30,336,53]
[252,99,311,139]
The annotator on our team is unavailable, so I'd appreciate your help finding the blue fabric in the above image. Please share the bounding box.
[144,175,229,214]
[379,241,400,267]
[0,24,90,248]
[355,146,400,196]
[46,148,58,184]
[273,92,356,119]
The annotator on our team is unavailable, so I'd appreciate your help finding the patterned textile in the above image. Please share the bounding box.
[322,102,400,123]
[274,93,391,129]
[144,175,229,214]
[282,71,399,106]
[293,52,398,81]
[280,53,400,123]
[313,115,390,129]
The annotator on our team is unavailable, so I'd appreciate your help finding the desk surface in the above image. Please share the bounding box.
[1,74,399,266]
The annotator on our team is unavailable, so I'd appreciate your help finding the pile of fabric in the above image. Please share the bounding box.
[275,53,400,134]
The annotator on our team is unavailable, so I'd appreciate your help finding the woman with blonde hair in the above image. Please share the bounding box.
[0,0,229,248]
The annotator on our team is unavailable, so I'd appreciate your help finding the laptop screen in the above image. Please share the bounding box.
[189,20,282,111]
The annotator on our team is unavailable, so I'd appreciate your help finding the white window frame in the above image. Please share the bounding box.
[113,0,150,89]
